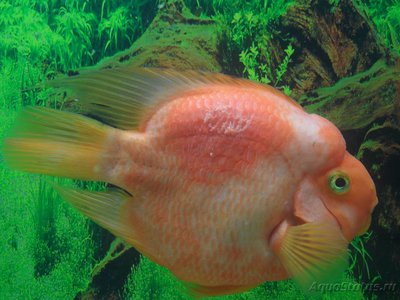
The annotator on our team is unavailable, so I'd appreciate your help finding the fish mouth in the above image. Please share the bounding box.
[356,215,371,236]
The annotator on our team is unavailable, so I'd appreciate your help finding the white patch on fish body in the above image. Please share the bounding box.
[282,109,334,173]
[223,117,252,134]
[144,100,174,136]
[203,97,254,135]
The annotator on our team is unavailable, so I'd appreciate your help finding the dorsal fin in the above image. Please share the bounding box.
[48,67,301,130]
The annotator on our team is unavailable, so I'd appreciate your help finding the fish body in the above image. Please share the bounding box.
[103,84,339,284]
[3,69,378,296]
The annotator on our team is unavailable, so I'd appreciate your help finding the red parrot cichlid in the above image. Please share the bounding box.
[3,68,378,296]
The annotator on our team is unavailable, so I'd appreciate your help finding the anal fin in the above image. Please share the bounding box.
[52,183,158,262]
[52,184,133,240]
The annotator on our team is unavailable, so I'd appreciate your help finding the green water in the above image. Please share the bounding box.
[1,0,399,299]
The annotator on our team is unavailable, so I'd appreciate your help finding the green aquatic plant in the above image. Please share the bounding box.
[240,43,294,95]
[54,4,96,69]
[0,0,158,110]
[124,255,365,299]
[34,177,58,277]
[124,256,187,299]
[0,0,158,72]
[96,0,158,58]
[227,0,293,54]
[348,232,378,282]
[98,6,134,55]
[376,4,400,54]
[356,139,381,160]
[0,2,64,67]
[275,44,294,86]
[361,0,400,54]
[212,0,294,93]
[329,0,341,12]
[239,42,271,84]
[185,0,292,19]
[0,3,65,109]
[231,11,262,49]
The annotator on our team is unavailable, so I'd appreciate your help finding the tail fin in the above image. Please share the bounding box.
[3,107,111,181]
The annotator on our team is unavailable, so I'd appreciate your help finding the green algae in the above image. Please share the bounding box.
[301,59,399,131]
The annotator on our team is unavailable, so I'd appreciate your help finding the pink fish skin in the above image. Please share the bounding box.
[3,69,378,296]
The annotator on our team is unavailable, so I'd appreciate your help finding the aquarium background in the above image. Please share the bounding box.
[0,0,399,299]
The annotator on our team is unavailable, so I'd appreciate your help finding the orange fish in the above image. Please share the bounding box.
[3,68,378,296]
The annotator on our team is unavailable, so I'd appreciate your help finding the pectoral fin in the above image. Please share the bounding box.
[277,222,348,290]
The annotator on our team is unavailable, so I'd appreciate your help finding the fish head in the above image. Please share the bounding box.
[314,152,378,241]
[293,151,378,242]
[270,152,377,288]
[290,113,378,242]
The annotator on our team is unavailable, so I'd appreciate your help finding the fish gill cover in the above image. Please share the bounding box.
[0,0,399,299]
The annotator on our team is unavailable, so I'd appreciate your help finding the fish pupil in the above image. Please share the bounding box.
[328,172,350,194]
[335,177,346,188]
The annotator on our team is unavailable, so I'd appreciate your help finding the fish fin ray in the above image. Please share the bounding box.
[278,222,348,291]
[52,184,158,261]
[48,67,300,130]
[3,107,111,181]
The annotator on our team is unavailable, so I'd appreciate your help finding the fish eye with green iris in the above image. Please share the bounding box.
[0,0,399,299]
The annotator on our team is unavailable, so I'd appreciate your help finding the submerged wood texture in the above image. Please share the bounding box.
[302,59,400,130]
[268,0,388,99]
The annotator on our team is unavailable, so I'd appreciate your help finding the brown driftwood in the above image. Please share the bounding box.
[301,59,400,130]
[265,0,390,99]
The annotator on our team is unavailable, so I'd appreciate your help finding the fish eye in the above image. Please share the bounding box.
[328,172,350,194]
